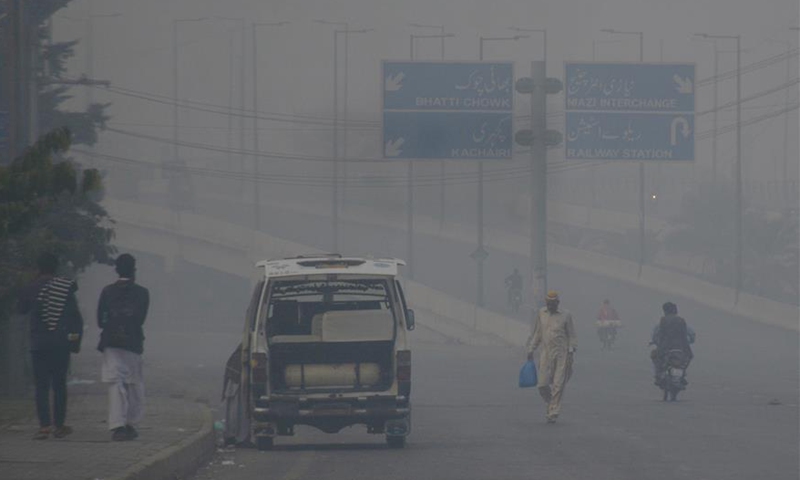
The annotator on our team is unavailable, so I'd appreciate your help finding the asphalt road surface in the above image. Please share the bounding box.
[124,195,798,480]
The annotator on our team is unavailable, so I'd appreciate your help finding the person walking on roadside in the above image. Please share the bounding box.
[17,252,84,440]
[527,290,577,424]
[97,254,150,441]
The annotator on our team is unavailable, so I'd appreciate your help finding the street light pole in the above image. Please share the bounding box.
[697,33,743,302]
[172,17,206,182]
[406,32,454,279]
[316,22,372,253]
[475,35,528,307]
[601,29,646,277]
[251,21,289,231]
[315,20,347,252]
[410,23,448,228]
[216,18,246,200]
[693,36,720,182]
[592,40,624,61]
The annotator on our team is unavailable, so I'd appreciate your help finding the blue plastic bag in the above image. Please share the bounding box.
[518,360,538,388]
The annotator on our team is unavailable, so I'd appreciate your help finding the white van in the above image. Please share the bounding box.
[240,255,414,449]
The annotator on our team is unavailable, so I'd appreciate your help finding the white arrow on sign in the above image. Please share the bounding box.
[385,72,405,92]
[385,138,405,157]
[670,117,691,146]
[673,74,693,94]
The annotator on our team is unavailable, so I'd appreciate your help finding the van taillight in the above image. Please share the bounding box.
[251,352,268,384]
[396,350,411,396]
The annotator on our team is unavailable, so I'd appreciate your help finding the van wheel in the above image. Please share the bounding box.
[256,436,274,451]
[386,436,406,449]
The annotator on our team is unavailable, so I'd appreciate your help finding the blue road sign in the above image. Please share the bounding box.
[564,62,695,161]
[565,112,694,161]
[383,62,514,111]
[384,111,512,159]
[382,61,514,160]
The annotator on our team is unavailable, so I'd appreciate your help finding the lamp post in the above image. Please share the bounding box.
[601,29,646,277]
[172,17,207,182]
[588,40,624,214]
[315,21,348,240]
[410,23,449,229]
[215,17,246,201]
[475,34,528,307]
[406,32,454,279]
[592,39,624,61]
[316,21,373,252]
[251,21,289,231]
[409,23,446,58]
[760,31,798,204]
[692,35,721,183]
[696,32,743,302]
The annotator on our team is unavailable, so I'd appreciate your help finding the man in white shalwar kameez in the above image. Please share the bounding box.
[527,290,577,423]
[97,254,150,441]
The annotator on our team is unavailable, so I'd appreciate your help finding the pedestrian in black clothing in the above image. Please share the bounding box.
[97,253,150,441]
[17,253,84,440]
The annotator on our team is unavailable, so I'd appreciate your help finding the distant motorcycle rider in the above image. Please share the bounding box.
[504,268,523,307]
[650,302,693,384]
[596,299,620,349]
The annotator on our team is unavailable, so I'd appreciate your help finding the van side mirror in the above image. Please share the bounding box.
[406,309,416,331]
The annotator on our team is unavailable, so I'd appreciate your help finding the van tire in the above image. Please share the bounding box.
[386,436,406,449]
[256,436,274,451]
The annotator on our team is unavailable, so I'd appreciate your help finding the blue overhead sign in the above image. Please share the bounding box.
[383,62,514,111]
[565,112,694,160]
[382,61,514,160]
[384,111,512,159]
[564,62,695,161]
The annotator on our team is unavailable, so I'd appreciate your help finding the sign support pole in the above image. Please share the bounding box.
[530,61,548,313]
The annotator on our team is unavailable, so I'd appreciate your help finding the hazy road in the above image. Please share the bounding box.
[183,317,796,480]
[115,194,797,480]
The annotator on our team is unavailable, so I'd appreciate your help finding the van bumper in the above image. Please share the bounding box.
[253,395,410,423]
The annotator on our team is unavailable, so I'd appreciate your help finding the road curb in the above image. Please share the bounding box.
[109,404,215,480]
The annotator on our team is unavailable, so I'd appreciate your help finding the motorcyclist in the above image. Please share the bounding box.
[596,299,620,349]
[649,302,693,385]
[504,268,523,308]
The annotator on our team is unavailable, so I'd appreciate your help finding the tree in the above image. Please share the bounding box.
[0,127,115,320]
[38,33,111,148]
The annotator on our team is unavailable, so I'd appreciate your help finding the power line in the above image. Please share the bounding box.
[86,45,799,132]
[696,47,799,87]
[697,102,799,139]
[697,77,799,116]
[73,148,588,187]
[78,101,798,189]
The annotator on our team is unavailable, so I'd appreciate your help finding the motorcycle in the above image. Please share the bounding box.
[657,349,689,401]
[596,320,621,350]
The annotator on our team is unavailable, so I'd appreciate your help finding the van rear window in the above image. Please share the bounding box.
[266,278,393,338]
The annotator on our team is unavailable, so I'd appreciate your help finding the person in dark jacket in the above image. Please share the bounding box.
[650,302,693,384]
[17,253,83,440]
[97,253,150,441]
